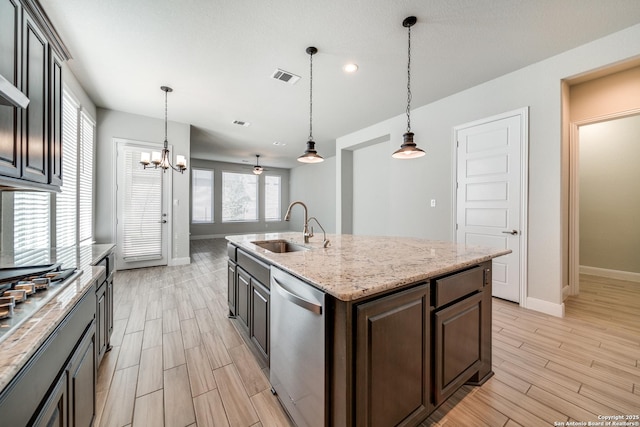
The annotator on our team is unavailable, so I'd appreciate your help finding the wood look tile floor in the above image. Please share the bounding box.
[97,239,640,427]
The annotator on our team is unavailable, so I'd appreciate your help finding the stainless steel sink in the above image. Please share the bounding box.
[251,239,309,253]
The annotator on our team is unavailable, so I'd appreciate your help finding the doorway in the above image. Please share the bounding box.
[115,139,171,270]
[568,111,640,294]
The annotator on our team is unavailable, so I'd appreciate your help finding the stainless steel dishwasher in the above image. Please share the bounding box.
[270,266,326,427]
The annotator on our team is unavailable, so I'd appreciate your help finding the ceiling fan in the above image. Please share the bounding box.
[251,154,265,175]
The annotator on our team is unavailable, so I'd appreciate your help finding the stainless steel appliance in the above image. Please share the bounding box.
[270,266,326,427]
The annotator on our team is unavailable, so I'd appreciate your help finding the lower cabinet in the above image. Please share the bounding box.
[68,324,96,427]
[434,292,483,404]
[250,278,269,362]
[355,284,432,427]
[228,260,236,316]
[96,280,107,365]
[33,370,67,427]
[236,267,250,328]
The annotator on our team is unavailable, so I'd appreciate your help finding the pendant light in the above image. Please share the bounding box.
[298,46,324,163]
[392,16,426,159]
[140,86,187,173]
[253,155,264,175]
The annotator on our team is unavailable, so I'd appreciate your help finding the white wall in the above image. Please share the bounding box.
[579,114,640,274]
[291,23,640,315]
[95,108,190,264]
[289,156,336,234]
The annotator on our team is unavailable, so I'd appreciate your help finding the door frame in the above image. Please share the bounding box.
[568,108,640,296]
[452,107,529,306]
[112,137,173,270]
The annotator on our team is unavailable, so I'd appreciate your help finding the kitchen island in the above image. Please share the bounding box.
[226,232,510,427]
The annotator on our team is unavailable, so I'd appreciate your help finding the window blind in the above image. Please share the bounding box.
[265,175,281,221]
[222,172,258,222]
[14,192,50,264]
[122,147,163,260]
[192,168,214,223]
[78,112,94,244]
[56,93,78,247]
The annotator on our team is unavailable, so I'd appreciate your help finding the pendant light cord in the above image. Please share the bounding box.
[164,88,169,148]
[406,23,412,133]
[309,51,313,141]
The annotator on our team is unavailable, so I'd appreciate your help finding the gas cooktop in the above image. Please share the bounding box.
[0,264,81,344]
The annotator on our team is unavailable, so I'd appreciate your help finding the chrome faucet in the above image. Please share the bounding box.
[284,201,312,243]
[308,217,330,248]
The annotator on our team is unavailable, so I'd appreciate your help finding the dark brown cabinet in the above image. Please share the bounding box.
[0,0,22,178]
[355,284,432,427]
[237,267,250,328]
[68,324,96,427]
[228,260,236,316]
[96,280,107,364]
[250,278,269,361]
[0,0,68,190]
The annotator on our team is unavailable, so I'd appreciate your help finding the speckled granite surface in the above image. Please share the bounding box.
[0,243,114,393]
[226,233,511,301]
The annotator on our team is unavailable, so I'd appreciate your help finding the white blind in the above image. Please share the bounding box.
[79,112,94,244]
[14,192,50,264]
[122,147,163,260]
[222,172,258,222]
[56,93,78,247]
[265,175,281,221]
[192,168,214,223]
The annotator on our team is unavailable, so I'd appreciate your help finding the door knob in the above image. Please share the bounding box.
[501,230,518,235]
[158,220,167,223]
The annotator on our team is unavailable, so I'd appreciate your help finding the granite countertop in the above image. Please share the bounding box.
[0,243,115,393]
[226,232,511,301]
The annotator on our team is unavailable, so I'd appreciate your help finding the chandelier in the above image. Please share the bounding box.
[140,86,187,173]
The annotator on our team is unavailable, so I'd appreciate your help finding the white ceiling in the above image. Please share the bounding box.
[40,0,640,169]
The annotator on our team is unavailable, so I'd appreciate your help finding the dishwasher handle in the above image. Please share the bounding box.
[272,278,322,315]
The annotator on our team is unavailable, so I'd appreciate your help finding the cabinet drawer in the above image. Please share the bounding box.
[433,266,483,308]
[237,249,270,287]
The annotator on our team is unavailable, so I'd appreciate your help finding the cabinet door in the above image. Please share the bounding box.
[69,326,96,427]
[32,370,67,427]
[107,275,114,342]
[236,267,250,328]
[434,292,483,405]
[355,284,431,427]
[96,282,107,365]
[21,11,49,183]
[250,278,269,362]
[0,0,21,178]
[48,47,63,186]
[228,260,236,316]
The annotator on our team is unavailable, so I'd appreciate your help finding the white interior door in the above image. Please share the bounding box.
[455,110,527,303]
[115,140,170,270]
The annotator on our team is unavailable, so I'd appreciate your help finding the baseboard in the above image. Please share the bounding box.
[169,257,191,266]
[523,296,565,317]
[579,265,640,282]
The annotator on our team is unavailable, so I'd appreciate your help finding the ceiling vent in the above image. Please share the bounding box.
[271,68,300,85]
[232,120,250,127]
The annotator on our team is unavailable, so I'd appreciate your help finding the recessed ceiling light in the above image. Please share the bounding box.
[273,141,287,146]
[232,120,250,127]
[343,63,359,73]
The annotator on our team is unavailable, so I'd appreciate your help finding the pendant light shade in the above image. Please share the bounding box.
[253,154,264,175]
[298,46,324,163]
[392,16,426,159]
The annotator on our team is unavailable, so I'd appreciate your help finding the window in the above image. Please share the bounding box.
[56,93,78,247]
[222,172,258,222]
[8,89,95,258]
[192,168,214,223]
[264,175,281,221]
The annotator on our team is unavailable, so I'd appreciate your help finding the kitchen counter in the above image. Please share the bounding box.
[0,243,115,394]
[226,232,510,301]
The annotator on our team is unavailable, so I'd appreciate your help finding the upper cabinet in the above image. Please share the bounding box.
[0,0,70,191]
